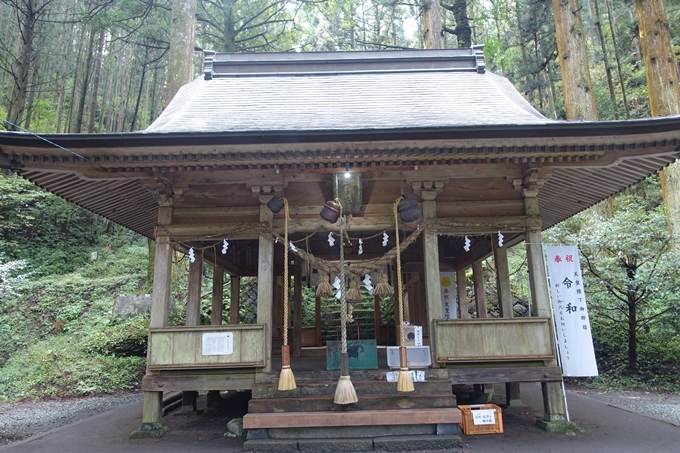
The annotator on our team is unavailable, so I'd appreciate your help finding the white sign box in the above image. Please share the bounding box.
[202,332,234,356]
[472,409,497,425]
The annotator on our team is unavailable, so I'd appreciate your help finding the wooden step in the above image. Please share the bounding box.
[251,380,452,399]
[248,393,456,413]
[243,408,462,430]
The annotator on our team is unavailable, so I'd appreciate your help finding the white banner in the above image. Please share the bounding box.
[545,246,599,377]
[440,272,457,319]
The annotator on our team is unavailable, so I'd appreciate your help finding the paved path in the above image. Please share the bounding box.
[1,383,678,452]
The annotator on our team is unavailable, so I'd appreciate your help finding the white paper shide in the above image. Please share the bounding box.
[202,332,234,356]
[545,246,599,377]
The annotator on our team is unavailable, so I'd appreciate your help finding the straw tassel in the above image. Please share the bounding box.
[334,375,358,405]
[394,197,414,392]
[346,280,362,301]
[316,274,334,297]
[278,198,296,391]
[373,273,394,296]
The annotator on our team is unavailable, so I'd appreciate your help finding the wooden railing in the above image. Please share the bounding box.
[433,318,555,363]
[147,324,266,370]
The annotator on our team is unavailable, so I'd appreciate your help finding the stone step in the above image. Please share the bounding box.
[243,408,462,430]
[248,393,456,413]
[243,435,463,453]
[251,380,452,399]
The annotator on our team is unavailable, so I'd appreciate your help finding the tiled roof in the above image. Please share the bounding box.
[146,50,550,134]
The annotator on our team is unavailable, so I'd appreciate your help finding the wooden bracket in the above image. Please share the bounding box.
[409,180,448,198]
[249,184,286,201]
[510,164,544,198]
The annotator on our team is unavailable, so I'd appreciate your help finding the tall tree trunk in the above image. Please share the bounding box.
[422,0,444,49]
[634,0,680,117]
[166,0,198,106]
[552,0,598,120]
[605,0,630,119]
[627,295,637,371]
[130,64,147,131]
[442,0,472,48]
[6,1,38,130]
[74,25,96,133]
[593,0,618,119]
[635,0,680,238]
[87,30,105,133]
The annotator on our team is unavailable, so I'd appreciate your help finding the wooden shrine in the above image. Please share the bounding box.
[2,48,680,443]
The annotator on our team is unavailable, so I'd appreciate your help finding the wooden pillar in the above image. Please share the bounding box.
[139,206,173,435]
[229,276,240,324]
[422,189,442,366]
[373,294,382,345]
[495,242,522,406]
[472,258,487,318]
[315,296,322,347]
[494,244,513,318]
[149,207,173,329]
[211,265,224,325]
[256,197,275,372]
[524,198,551,318]
[182,248,203,414]
[293,258,302,357]
[186,249,203,327]
[524,194,566,421]
[456,268,468,319]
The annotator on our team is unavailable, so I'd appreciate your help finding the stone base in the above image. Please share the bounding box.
[507,399,523,407]
[536,419,578,433]
[374,434,462,452]
[242,434,463,453]
[129,422,169,439]
[243,439,298,453]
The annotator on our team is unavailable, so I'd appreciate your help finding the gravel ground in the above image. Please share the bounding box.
[568,387,680,426]
[0,388,679,449]
[0,391,143,446]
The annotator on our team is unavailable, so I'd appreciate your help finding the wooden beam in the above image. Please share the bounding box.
[472,258,487,318]
[230,276,241,324]
[422,190,442,366]
[456,268,468,319]
[373,294,382,345]
[447,366,562,384]
[494,244,514,318]
[242,408,462,430]
[293,258,303,358]
[163,215,532,239]
[150,206,173,329]
[256,199,275,372]
[315,296,322,347]
[142,373,256,391]
[211,265,224,325]
[186,249,203,327]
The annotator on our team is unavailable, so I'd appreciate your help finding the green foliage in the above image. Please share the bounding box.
[547,181,680,384]
[0,336,146,400]
[84,316,149,357]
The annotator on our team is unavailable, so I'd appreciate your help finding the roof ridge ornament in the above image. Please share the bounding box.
[472,44,485,74]
[204,50,216,80]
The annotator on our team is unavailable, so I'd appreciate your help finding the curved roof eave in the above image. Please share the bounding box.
[1,115,680,151]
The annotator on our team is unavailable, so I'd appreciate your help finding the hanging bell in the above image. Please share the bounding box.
[267,196,285,214]
[397,197,422,223]
[320,200,341,223]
